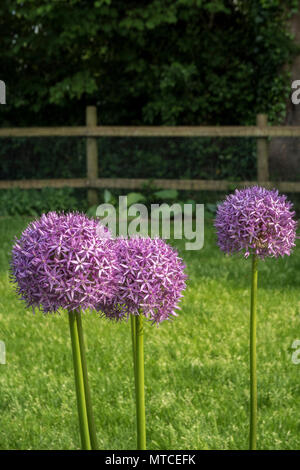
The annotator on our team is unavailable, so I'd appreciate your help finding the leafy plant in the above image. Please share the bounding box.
[0,0,297,127]
[0,188,86,216]
[126,192,146,206]
[153,189,179,201]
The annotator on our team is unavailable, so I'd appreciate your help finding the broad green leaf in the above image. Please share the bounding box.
[126,192,146,206]
[153,189,179,200]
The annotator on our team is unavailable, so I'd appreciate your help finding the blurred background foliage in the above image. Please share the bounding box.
[0,136,256,181]
[0,0,297,126]
[0,0,299,214]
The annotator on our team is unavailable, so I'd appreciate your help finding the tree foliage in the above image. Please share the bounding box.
[0,0,298,126]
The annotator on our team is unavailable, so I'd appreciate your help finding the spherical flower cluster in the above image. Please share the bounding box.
[11,212,119,313]
[215,186,297,259]
[102,237,187,324]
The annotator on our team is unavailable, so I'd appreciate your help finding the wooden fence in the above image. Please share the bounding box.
[1,106,300,205]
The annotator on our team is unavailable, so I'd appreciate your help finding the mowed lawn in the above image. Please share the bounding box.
[0,214,299,450]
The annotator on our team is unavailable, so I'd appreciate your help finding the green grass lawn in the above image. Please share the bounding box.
[0,214,299,450]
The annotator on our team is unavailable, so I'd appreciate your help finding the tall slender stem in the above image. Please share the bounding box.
[131,314,137,383]
[75,310,98,450]
[250,254,258,450]
[135,314,146,450]
[68,311,91,450]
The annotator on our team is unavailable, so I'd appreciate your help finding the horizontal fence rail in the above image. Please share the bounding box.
[1,109,300,203]
[2,125,300,138]
[1,178,299,193]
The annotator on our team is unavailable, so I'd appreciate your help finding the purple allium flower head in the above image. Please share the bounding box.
[215,186,298,259]
[102,237,187,324]
[11,212,119,313]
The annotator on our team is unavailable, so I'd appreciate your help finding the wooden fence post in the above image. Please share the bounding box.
[256,114,269,184]
[86,106,98,206]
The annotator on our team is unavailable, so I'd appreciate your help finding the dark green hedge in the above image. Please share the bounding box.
[0,137,256,181]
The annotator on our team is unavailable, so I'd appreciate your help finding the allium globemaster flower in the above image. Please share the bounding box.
[103,236,187,324]
[214,186,297,450]
[215,186,297,259]
[10,211,119,450]
[11,212,119,313]
[102,235,187,450]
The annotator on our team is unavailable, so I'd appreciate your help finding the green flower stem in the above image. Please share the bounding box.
[135,314,146,450]
[131,314,137,389]
[75,310,98,450]
[68,311,91,450]
[250,254,258,450]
